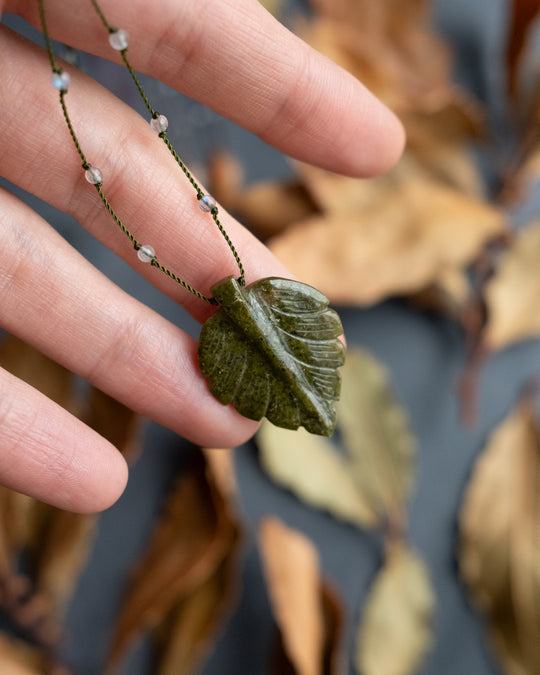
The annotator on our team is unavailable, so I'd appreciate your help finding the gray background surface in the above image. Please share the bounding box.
[2,1,539,673]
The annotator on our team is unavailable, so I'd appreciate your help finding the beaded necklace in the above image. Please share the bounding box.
[38,0,345,436]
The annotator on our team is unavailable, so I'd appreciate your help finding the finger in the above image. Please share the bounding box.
[12,0,404,177]
[0,26,291,319]
[0,186,260,448]
[0,368,127,512]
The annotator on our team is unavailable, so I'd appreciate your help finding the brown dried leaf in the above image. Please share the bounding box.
[356,544,435,675]
[258,424,377,528]
[156,538,240,675]
[28,504,98,618]
[301,2,452,114]
[107,451,240,672]
[259,518,344,675]
[0,488,33,575]
[208,152,318,240]
[506,0,540,98]
[202,448,237,499]
[459,398,540,674]
[485,220,540,349]
[0,633,52,675]
[0,336,75,413]
[270,171,505,305]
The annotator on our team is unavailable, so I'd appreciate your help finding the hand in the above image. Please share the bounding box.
[0,0,404,512]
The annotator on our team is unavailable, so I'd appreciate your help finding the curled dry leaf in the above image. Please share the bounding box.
[270,172,506,306]
[259,517,344,675]
[356,544,435,675]
[459,398,540,675]
[107,451,240,673]
[484,220,540,349]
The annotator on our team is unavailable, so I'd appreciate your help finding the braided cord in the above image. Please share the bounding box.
[38,0,246,305]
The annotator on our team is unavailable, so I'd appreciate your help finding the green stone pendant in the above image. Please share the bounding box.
[197,276,345,436]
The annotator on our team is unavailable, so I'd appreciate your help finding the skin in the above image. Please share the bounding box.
[0,0,404,512]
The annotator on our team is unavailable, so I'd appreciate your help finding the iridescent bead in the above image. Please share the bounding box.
[51,71,70,91]
[137,245,155,263]
[109,29,129,50]
[199,194,217,213]
[84,165,103,185]
[150,114,168,133]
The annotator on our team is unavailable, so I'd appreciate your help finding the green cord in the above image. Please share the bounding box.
[37,0,247,305]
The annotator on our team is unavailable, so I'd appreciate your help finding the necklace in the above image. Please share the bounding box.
[38,0,345,436]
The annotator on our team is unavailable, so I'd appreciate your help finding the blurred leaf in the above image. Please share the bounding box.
[209,152,319,240]
[156,535,240,675]
[338,349,417,524]
[506,0,540,98]
[302,1,452,114]
[484,220,540,349]
[27,505,98,618]
[259,517,345,675]
[202,448,237,500]
[258,423,377,528]
[356,544,435,675]
[0,336,75,412]
[258,348,416,528]
[0,488,33,576]
[257,0,283,16]
[459,397,540,675]
[0,632,67,675]
[270,170,505,305]
[107,451,240,673]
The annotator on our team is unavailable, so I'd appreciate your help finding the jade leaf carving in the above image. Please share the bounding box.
[197,276,345,436]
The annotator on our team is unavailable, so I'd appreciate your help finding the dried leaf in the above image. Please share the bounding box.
[0,633,55,675]
[0,336,75,413]
[208,152,318,240]
[506,0,540,98]
[338,349,416,523]
[202,448,237,499]
[270,172,506,305]
[107,451,240,672]
[356,544,435,675]
[258,348,415,527]
[0,488,33,575]
[27,504,98,618]
[198,276,345,435]
[156,537,240,675]
[459,398,540,674]
[257,423,377,528]
[259,518,344,675]
[484,220,540,349]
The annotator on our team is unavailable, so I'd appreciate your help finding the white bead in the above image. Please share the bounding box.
[51,71,70,90]
[137,245,155,263]
[109,29,129,50]
[199,194,217,213]
[84,166,103,184]
[150,114,168,133]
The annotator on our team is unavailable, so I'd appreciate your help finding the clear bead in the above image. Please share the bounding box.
[84,166,103,185]
[109,29,129,50]
[51,71,70,91]
[137,245,155,263]
[199,194,217,213]
[150,114,168,133]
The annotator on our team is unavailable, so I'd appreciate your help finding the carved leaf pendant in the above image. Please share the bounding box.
[197,276,345,436]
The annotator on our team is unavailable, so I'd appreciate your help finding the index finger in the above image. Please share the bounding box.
[11,0,405,177]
